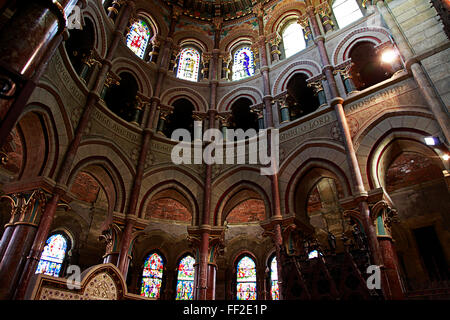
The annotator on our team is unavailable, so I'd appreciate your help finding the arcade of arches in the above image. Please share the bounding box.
[0,0,449,301]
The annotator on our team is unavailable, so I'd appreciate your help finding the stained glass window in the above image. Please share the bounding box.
[236,256,257,300]
[232,47,255,81]
[176,48,201,82]
[270,256,280,300]
[308,249,319,259]
[332,0,363,29]
[282,22,306,58]
[35,234,68,277]
[126,19,151,59]
[175,255,195,300]
[140,252,164,299]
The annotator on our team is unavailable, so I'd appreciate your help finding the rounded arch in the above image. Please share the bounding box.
[160,87,208,112]
[212,178,272,226]
[220,29,258,53]
[217,87,263,112]
[365,130,447,190]
[332,27,393,65]
[138,181,197,225]
[13,106,59,180]
[264,2,306,35]
[272,60,322,95]
[67,141,134,214]
[173,34,212,53]
[290,165,349,225]
[140,166,203,225]
[354,112,444,188]
[110,58,153,97]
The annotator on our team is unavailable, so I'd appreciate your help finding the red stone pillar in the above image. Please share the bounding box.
[13,1,136,299]
[0,0,82,147]
[0,195,21,260]
[0,190,48,300]
[305,2,389,298]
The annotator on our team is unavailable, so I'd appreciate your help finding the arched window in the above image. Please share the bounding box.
[308,249,319,259]
[232,46,255,81]
[126,19,151,59]
[332,0,363,29]
[282,22,306,58]
[176,47,201,82]
[175,255,195,300]
[270,256,280,300]
[236,256,257,300]
[35,233,68,277]
[140,252,164,299]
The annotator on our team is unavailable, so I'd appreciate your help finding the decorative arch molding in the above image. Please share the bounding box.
[66,155,128,213]
[137,180,199,225]
[220,29,259,52]
[110,58,153,97]
[135,5,169,38]
[272,60,322,95]
[16,104,61,179]
[212,180,272,226]
[160,87,209,111]
[283,157,353,217]
[84,2,108,57]
[217,86,263,111]
[140,166,204,224]
[363,129,445,190]
[265,2,306,35]
[332,26,393,65]
[354,111,443,188]
[172,33,213,53]
[135,10,161,38]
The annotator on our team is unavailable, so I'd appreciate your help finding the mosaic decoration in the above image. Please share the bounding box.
[270,257,280,300]
[36,234,68,277]
[126,20,151,59]
[236,256,257,300]
[176,47,201,81]
[232,47,254,80]
[140,253,164,299]
[175,255,195,300]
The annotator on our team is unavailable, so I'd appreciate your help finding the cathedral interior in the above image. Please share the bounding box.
[0,0,449,301]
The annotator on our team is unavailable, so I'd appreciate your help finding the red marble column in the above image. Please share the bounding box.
[306,2,389,298]
[0,0,80,146]
[379,238,404,299]
[13,1,136,299]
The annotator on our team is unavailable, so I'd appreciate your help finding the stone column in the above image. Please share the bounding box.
[99,224,122,265]
[0,0,83,147]
[149,38,161,64]
[14,1,136,300]
[0,194,22,261]
[307,78,327,107]
[372,201,404,300]
[107,0,124,20]
[251,105,265,130]
[221,53,231,80]
[188,228,224,300]
[156,105,173,136]
[100,71,121,99]
[317,3,334,33]
[217,112,232,141]
[79,50,102,83]
[131,93,149,126]
[305,1,388,297]
[269,34,281,63]
[298,15,314,47]
[201,53,211,81]
[335,63,357,95]
[0,190,48,299]
[276,94,290,124]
